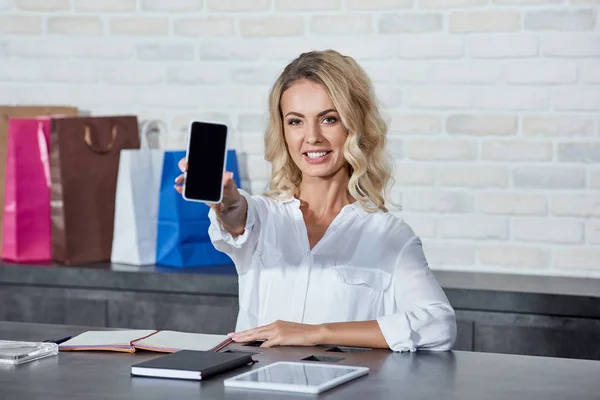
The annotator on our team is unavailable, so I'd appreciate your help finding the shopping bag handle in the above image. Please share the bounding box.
[139,119,167,150]
[83,124,118,154]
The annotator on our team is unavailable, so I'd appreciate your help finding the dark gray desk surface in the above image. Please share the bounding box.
[1,322,600,400]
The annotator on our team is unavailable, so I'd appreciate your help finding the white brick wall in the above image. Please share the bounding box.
[0,0,599,277]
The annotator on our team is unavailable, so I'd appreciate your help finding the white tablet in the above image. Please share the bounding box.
[223,361,369,394]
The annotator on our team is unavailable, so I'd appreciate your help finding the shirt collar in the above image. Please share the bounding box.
[279,196,372,220]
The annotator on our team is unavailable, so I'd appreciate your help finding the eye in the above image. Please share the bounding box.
[322,116,337,124]
[287,118,302,126]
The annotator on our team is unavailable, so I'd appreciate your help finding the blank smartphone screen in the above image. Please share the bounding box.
[183,121,228,203]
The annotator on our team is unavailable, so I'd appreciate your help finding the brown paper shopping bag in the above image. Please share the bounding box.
[0,106,78,248]
[50,115,140,264]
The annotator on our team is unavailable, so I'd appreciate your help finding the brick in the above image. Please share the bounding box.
[240,133,266,155]
[348,0,413,8]
[438,217,508,240]
[581,61,600,83]
[16,0,69,10]
[275,0,340,10]
[311,15,372,34]
[587,221,600,244]
[552,194,600,217]
[307,37,395,61]
[450,11,520,33]
[398,35,464,58]
[42,63,100,83]
[231,65,285,85]
[524,10,596,31]
[424,243,476,266]
[388,114,441,135]
[8,38,71,58]
[493,0,563,3]
[591,169,600,189]
[199,40,261,61]
[554,88,600,111]
[0,0,12,10]
[506,61,577,84]
[513,166,586,189]
[407,139,476,161]
[477,88,550,111]
[405,190,473,213]
[512,219,583,244]
[394,164,437,185]
[482,140,553,162]
[554,249,600,270]
[144,86,265,109]
[421,0,486,7]
[47,17,103,36]
[469,34,538,58]
[238,114,266,132]
[0,62,39,81]
[376,86,403,108]
[137,44,195,61]
[558,143,600,163]
[523,116,594,137]
[246,156,270,181]
[447,115,517,136]
[0,16,41,34]
[70,85,138,107]
[543,34,600,57]
[142,0,203,11]
[379,13,442,34]
[11,85,75,105]
[75,0,135,11]
[72,39,133,60]
[175,18,234,37]
[477,193,547,215]
[364,62,428,84]
[387,137,403,158]
[104,64,164,85]
[111,18,169,36]
[208,0,270,11]
[172,113,230,135]
[479,245,548,269]
[242,17,304,37]
[401,214,436,238]
[438,166,509,188]
[430,62,501,84]
[0,42,7,58]
[405,88,472,109]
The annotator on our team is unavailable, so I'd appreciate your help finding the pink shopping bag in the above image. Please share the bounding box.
[1,117,52,262]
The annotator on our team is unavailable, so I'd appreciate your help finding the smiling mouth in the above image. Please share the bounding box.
[304,151,332,159]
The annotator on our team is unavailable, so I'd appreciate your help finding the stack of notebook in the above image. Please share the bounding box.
[58,330,232,353]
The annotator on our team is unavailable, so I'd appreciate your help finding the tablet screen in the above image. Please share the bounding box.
[233,362,362,387]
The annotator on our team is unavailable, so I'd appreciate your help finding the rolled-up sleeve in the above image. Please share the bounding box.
[376,236,457,352]
[208,189,264,273]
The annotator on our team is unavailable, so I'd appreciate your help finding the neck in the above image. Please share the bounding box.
[297,167,352,218]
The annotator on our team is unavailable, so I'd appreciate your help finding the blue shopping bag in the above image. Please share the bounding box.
[156,150,241,268]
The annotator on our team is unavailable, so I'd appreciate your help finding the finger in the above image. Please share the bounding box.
[260,335,281,348]
[174,185,183,194]
[222,171,234,185]
[178,158,188,173]
[174,174,185,185]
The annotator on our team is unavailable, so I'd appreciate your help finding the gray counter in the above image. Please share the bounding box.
[1,262,599,361]
[1,321,600,400]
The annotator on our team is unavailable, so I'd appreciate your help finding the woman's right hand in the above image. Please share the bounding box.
[174,158,247,235]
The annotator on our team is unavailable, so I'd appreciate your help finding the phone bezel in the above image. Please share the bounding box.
[182,120,229,205]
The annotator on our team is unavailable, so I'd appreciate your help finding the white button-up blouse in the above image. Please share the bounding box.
[208,190,457,352]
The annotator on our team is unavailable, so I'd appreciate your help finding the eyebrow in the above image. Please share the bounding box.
[284,109,337,118]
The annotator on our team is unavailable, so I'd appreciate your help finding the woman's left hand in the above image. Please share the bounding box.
[229,320,323,348]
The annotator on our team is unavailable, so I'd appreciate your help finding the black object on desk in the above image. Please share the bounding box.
[130,350,254,381]
[43,336,72,345]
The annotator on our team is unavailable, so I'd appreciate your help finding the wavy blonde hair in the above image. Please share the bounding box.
[264,49,393,213]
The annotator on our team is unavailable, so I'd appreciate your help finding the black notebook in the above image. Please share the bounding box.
[130,350,254,381]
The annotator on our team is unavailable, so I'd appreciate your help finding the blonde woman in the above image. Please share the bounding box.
[175,50,456,352]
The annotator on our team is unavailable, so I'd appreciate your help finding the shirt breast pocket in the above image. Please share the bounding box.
[327,266,392,319]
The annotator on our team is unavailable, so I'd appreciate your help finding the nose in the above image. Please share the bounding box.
[305,120,323,145]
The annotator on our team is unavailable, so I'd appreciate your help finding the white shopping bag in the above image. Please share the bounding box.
[111,120,167,266]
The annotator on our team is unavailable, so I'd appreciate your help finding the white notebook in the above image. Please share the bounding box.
[59,330,232,354]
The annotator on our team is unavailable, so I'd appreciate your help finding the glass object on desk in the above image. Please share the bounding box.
[0,340,58,365]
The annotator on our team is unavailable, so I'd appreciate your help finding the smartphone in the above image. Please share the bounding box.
[182,120,229,204]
